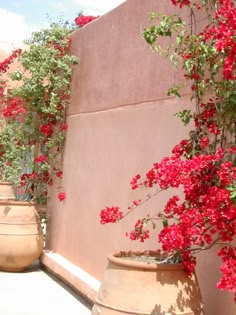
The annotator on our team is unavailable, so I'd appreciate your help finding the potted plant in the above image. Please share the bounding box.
[92,1,236,314]
[0,14,98,271]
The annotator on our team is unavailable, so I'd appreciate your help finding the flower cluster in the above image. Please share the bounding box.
[126,219,150,242]
[2,97,26,121]
[0,50,22,116]
[74,15,99,27]
[100,206,123,224]
[0,49,21,73]
[202,0,236,80]
[217,246,236,294]
[171,0,191,8]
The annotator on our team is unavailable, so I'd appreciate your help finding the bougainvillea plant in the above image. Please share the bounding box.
[100,0,236,301]
[0,14,98,204]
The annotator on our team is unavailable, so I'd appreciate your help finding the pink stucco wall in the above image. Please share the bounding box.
[44,1,236,314]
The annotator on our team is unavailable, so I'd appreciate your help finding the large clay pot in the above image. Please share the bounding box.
[0,200,44,271]
[0,182,15,200]
[92,250,205,315]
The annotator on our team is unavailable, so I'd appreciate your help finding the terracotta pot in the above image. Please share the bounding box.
[0,182,15,200]
[0,200,44,272]
[92,250,205,315]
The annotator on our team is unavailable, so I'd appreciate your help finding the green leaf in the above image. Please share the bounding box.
[151,221,156,230]
[174,109,192,126]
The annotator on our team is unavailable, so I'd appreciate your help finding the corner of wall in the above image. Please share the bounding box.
[40,249,100,305]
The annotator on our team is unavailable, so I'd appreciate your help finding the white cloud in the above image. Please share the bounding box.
[72,0,126,15]
[0,1,127,52]
[0,8,38,52]
[49,1,67,11]
[11,1,22,9]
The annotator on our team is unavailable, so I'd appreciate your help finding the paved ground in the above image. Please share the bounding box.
[0,261,92,315]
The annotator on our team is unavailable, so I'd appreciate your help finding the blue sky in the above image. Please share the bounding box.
[0,0,126,51]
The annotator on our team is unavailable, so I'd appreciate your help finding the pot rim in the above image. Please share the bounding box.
[0,200,36,206]
[0,182,13,186]
[108,250,185,271]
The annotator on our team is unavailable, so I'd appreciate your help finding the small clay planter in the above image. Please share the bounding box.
[92,250,205,315]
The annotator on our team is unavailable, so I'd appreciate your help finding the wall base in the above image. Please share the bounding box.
[40,249,100,305]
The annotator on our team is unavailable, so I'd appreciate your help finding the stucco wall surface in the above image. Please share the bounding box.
[44,1,236,314]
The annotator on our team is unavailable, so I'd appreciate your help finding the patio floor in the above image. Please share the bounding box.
[0,261,93,315]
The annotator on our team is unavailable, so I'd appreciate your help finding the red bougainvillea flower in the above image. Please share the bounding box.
[29,172,37,179]
[100,206,123,224]
[40,124,53,136]
[0,49,22,73]
[200,136,209,149]
[127,219,150,242]
[171,0,191,8]
[74,15,99,27]
[35,155,48,163]
[56,171,63,178]
[228,146,236,155]
[60,123,68,131]
[217,246,236,300]
[130,174,141,189]
[58,192,66,201]
[133,199,141,206]
[16,189,25,195]
[2,97,26,119]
